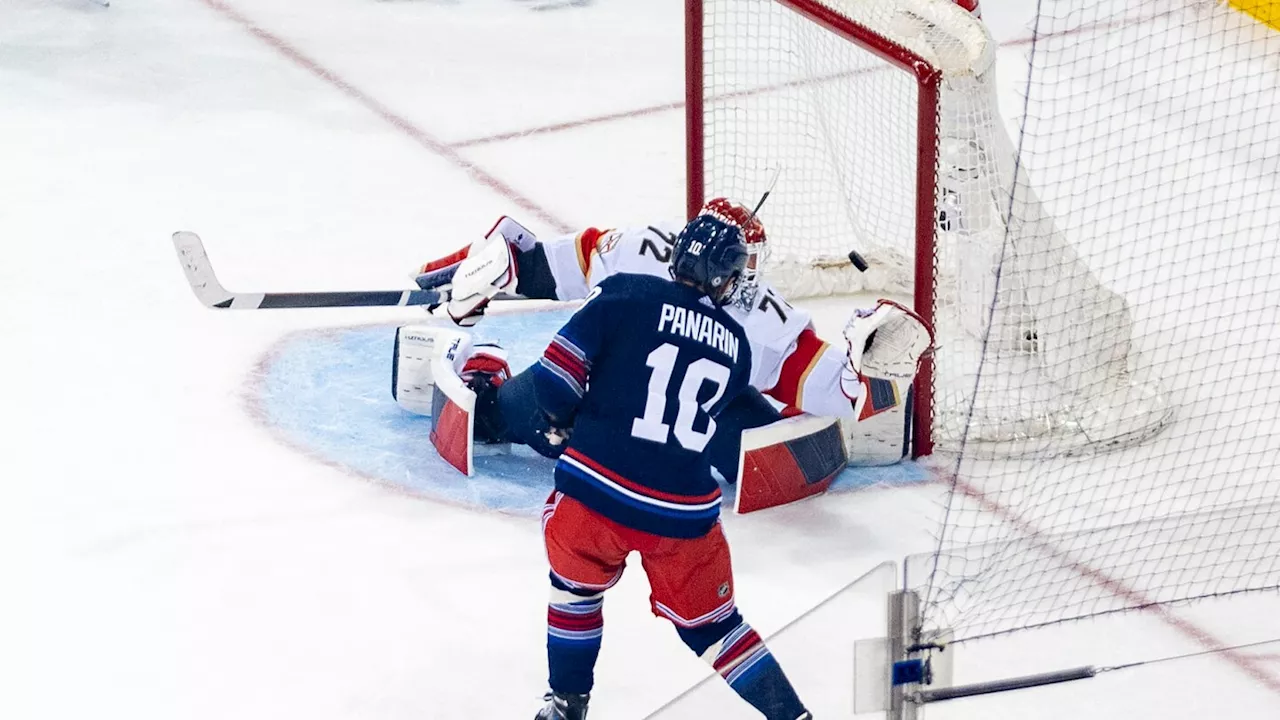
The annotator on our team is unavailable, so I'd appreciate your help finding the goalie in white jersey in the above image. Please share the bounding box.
[422,199,928,421]
[404,199,933,490]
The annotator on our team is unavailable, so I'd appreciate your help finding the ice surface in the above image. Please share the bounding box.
[253,309,927,514]
[3,0,1276,718]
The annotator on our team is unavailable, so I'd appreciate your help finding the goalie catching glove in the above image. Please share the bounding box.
[843,299,934,381]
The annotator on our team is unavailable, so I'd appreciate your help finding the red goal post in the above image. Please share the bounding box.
[686,0,1172,461]
[686,0,949,456]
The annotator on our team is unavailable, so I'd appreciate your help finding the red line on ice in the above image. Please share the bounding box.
[450,67,884,149]
[451,7,1184,150]
[200,0,1276,694]
[194,0,573,234]
[951,477,1280,697]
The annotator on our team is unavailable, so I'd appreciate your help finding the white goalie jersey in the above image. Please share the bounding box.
[537,223,876,420]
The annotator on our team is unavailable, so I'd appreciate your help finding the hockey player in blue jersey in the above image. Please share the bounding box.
[528,214,812,720]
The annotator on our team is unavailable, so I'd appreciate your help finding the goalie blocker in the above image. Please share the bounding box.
[392,326,917,512]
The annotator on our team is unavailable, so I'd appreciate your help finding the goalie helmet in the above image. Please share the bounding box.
[697,198,767,308]
[670,212,749,307]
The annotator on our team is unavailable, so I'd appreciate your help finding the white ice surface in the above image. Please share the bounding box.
[3,0,1277,718]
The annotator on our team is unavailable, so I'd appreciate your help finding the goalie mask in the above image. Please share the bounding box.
[697,197,767,309]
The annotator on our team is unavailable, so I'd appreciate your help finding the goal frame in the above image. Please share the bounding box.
[685,0,943,456]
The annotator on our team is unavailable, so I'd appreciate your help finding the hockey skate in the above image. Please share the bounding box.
[533,691,589,720]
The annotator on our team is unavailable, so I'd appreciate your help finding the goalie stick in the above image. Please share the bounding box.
[172,231,443,310]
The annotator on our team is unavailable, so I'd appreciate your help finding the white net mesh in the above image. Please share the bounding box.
[697,0,1173,454]
[698,0,1280,640]
[918,0,1280,641]
[700,0,966,294]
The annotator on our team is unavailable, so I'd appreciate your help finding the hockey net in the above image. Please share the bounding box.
[692,0,1280,644]
[688,0,1172,457]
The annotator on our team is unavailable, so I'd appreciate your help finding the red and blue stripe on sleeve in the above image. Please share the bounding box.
[533,331,593,425]
[540,334,589,397]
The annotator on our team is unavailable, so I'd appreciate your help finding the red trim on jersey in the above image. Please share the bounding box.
[575,227,611,279]
[564,448,723,505]
[766,327,829,410]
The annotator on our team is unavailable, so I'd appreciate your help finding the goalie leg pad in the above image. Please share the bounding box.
[392,325,465,416]
[430,388,475,476]
[845,382,913,466]
[708,388,784,482]
[426,330,479,476]
[734,415,848,514]
[393,327,513,476]
[855,376,901,421]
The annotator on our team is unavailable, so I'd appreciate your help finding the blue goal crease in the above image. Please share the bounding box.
[253,308,929,515]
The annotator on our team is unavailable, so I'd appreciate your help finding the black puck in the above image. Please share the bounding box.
[848,249,869,272]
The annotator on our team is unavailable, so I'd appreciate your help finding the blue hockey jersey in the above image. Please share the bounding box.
[531,273,753,539]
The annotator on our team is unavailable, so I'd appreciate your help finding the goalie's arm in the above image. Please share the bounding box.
[418,221,680,326]
[760,330,893,422]
[761,300,932,421]
[416,218,608,326]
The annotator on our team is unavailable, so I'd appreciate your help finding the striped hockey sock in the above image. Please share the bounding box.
[546,590,604,695]
[704,621,807,720]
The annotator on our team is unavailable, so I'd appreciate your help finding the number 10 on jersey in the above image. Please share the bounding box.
[630,343,731,453]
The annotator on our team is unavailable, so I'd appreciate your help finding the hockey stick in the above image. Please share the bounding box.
[746,166,782,223]
[742,168,871,272]
[172,231,443,310]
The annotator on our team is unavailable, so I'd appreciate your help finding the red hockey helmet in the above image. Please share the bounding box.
[698,197,768,307]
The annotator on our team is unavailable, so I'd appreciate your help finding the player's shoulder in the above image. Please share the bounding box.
[596,272,672,299]
[616,220,682,235]
[599,273,734,319]
[645,219,685,237]
[598,222,681,250]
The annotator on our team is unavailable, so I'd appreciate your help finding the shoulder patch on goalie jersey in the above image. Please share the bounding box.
[574,227,614,278]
